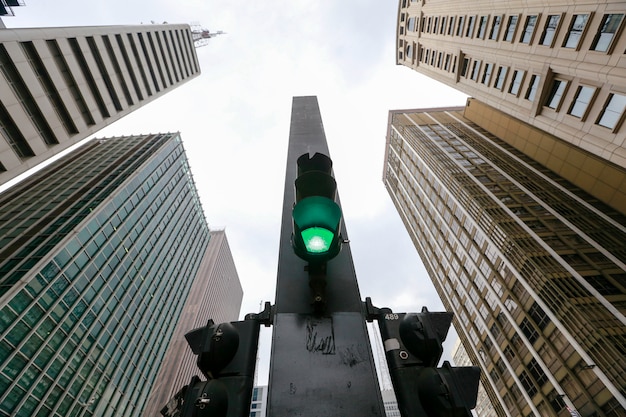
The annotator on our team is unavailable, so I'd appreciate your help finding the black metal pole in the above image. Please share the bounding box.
[266,96,385,416]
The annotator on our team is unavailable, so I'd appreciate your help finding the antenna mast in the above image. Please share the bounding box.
[190,22,225,48]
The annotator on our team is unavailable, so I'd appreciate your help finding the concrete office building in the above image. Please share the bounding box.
[381,390,401,417]
[453,339,498,417]
[249,385,268,417]
[141,229,243,417]
[0,24,200,186]
[395,0,626,209]
[0,133,229,417]
[383,106,626,416]
[0,0,24,18]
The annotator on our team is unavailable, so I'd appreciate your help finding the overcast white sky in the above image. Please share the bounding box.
[4,1,468,386]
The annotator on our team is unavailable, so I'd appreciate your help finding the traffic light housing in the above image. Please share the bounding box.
[161,317,261,417]
[367,301,480,417]
[291,152,342,264]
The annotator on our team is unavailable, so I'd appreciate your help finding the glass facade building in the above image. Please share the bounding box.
[0,133,211,417]
[383,106,626,416]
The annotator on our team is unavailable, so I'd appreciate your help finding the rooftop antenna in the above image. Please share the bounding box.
[190,22,225,48]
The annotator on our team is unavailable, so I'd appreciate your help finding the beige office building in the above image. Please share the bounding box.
[0,24,200,186]
[453,339,498,417]
[383,106,626,416]
[141,230,243,417]
[396,0,626,171]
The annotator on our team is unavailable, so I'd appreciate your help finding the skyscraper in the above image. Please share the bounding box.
[249,385,268,417]
[395,0,626,206]
[383,106,626,416]
[0,24,200,186]
[0,0,25,18]
[0,133,218,416]
[141,229,243,417]
[452,339,497,417]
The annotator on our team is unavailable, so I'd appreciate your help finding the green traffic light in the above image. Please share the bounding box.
[292,196,342,259]
[301,227,334,253]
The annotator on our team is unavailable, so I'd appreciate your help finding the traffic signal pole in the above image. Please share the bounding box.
[160,96,479,417]
[267,96,385,416]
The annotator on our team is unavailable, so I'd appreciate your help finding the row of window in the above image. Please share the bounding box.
[0,28,196,163]
[401,11,624,53]
[461,55,626,130]
[411,43,626,131]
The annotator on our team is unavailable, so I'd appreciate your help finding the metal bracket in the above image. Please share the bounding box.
[363,297,392,322]
[244,301,274,327]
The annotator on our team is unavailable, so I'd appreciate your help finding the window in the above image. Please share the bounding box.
[520,318,539,344]
[448,16,455,35]
[591,14,624,52]
[477,16,488,39]
[563,14,589,48]
[407,17,416,32]
[528,358,549,387]
[440,16,446,34]
[461,57,470,76]
[596,93,626,129]
[504,346,516,361]
[508,70,525,95]
[504,16,519,41]
[539,15,561,46]
[520,15,538,43]
[470,60,482,81]
[494,66,508,90]
[489,15,502,40]
[444,54,451,71]
[568,86,596,118]
[545,80,568,109]
[456,16,465,36]
[481,63,494,85]
[520,371,538,397]
[406,44,414,60]
[525,75,540,101]
[466,16,476,37]
[529,302,550,329]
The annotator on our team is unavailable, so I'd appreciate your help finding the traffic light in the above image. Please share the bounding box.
[366,300,480,417]
[291,152,342,264]
[161,317,261,417]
